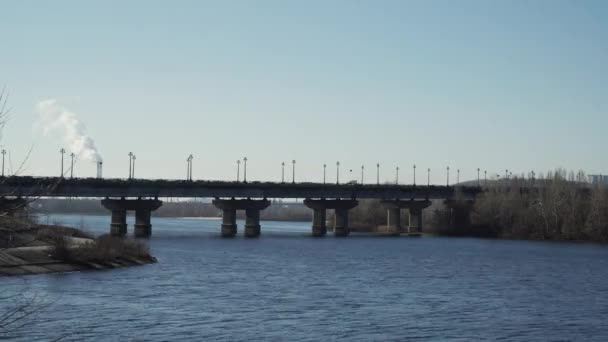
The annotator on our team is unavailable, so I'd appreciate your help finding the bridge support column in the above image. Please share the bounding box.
[221,209,238,238]
[311,208,327,237]
[445,199,474,231]
[407,200,432,234]
[387,208,401,235]
[212,199,270,238]
[110,210,127,237]
[134,210,152,238]
[244,208,262,238]
[304,199,358,237]
[102,198,163,237]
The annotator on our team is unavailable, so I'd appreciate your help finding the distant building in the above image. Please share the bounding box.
[589,175,608,185]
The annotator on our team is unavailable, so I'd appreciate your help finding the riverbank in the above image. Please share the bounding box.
[0,222,156,276]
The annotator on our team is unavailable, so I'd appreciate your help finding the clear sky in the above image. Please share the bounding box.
[1,0,607,184]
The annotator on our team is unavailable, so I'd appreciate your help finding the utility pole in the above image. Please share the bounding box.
[457,169,460,184]
[427,168,430,187]
[70,152,75,179]
[484,170,487,186]
[60,148,66,178]
[281,162,285,183]
[413,164,416,186]
[292,160,296,184]
[323,164,326,184]
[376,163,380,185]
[477,168,480,187]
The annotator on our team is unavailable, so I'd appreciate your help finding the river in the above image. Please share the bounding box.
[3,214,608,341]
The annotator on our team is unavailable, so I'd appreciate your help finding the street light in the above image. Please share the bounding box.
[243,157,248,183]
[60,148,66,178]
[457,169,460,184]
[336,161,340,184]
[484,170,487,186]
[413,164,416,186]
[427,168,430,187]
[361,165,364,184]
[236,160,241,182]
[186,154,193,181]
[396,166,399,184]
[446,166,450,186]
[128,152,133,179]
[281,161,285,183]
[70,152,75,179]
[323,164,326,184]
[376,163,380,185]
[131,155,136,179]
[292,160,296,184]
[477,168,480,187]
[1,149,5,177]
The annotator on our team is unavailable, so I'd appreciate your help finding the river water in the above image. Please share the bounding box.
[3,214,608,341]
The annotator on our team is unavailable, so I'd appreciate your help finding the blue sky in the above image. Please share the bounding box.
[1,0,607,183]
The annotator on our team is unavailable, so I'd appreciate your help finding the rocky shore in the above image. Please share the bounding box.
[0,223,156,276]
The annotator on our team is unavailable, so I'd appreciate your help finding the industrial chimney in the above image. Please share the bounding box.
[97,161,103,179]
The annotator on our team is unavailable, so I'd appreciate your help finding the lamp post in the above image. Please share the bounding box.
[477,168,480,187]
[376,163,380,185]
[243,157,248,183]
[236,160,241,182]
[361,165,364,184]
[281,162,285,183]
[131,155,136,179]
[395,166,399,184]
[427,168,430,187]
[128,152,133,179]
[446,166,450,186]
[484,170,487,186]
[336,161,340,184]
[413,164,416,186]
[1,149,5,177]
[186,154,193,181]
[60,148,66,178]
[70,152,75,179]
[323,164,326,184]
[292,160,296,184]
[457,169,460,184]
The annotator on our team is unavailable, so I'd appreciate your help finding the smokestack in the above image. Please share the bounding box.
[97,161,103,179]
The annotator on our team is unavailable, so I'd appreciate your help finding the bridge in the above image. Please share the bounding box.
[0,176,482,238]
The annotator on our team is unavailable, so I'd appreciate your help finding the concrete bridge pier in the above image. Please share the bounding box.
[380,200,408,235]
[110,209,128,236]
[407,200,431,234]
[220,208,237,237]
[134,210,152,238]
[212,199,270,238]
[445,199,475,230]
[245,208,262,238]
[304,199,358,237]
[101,198,163,237]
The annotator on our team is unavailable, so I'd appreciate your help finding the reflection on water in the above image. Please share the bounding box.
[3,214,608,341]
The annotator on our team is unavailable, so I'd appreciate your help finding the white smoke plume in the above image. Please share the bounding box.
[37,99,103,162]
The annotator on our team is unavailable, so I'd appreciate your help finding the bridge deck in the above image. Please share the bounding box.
[0,176,481,199]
